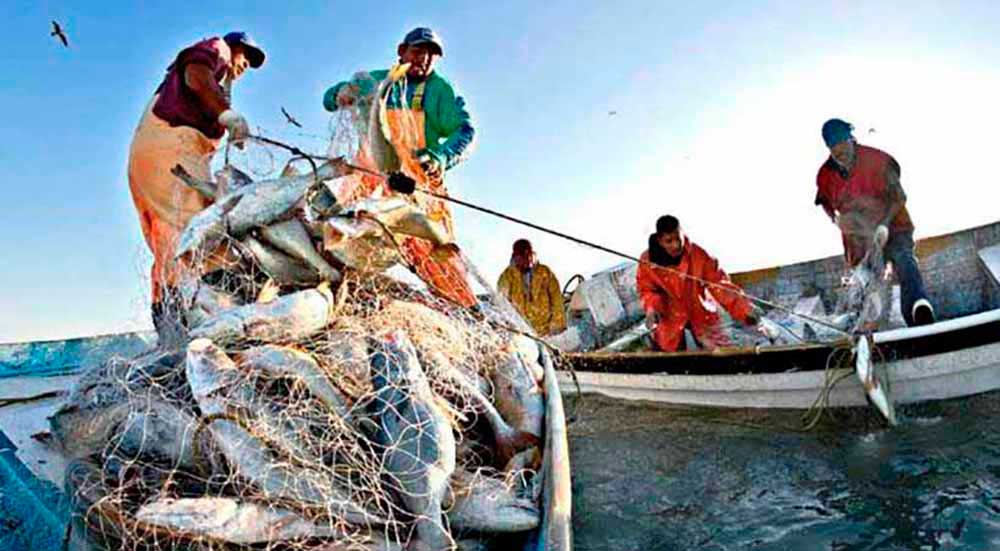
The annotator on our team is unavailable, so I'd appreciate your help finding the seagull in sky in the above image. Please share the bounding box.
[281,107,303,128]
[50,20,69,48]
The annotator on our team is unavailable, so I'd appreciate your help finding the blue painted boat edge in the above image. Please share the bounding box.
[0,331,157,380]
[0,429,70,549]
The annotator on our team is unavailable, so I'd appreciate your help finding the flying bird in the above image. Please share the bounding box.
[867,127,876,134]
[608,110,618,116]
[50,20,69,48]
[281,107,302,128]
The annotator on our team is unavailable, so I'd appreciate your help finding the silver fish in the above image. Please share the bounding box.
[177,275,243,329]
[369,72,402,173]
[447,471,540,533]
[369,330,456,550]
[841,245,888,333]
[425,350,538,466]
[260,218,342,283]
[240,345,354,423]
[175,160,347,260]
[215,164,255,196]
[492,346,545,442]
[111,399,213,475]
[135,497,343,544]
[325,197,451,248]
[241,235,321,286]
[50,349,183,458]
[185,338,386,525]
[189,284,335,345]
[854,336,897,426]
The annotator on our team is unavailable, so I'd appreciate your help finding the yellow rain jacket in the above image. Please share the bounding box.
[497,263,566,336]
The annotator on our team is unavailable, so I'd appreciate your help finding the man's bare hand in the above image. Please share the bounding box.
[644,311,661,329]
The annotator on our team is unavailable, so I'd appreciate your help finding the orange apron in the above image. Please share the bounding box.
[377,82,477,307]
[127,96,232,302]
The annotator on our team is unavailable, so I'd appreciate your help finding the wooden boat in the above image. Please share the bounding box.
[0,332,572,550]
[554,220,1000,412]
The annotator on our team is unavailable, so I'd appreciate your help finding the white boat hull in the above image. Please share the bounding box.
[558,340,1000,409]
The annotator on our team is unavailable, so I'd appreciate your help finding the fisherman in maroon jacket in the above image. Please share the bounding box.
[814,118,935,326]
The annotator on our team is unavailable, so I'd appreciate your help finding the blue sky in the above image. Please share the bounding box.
[4,1,1000,342]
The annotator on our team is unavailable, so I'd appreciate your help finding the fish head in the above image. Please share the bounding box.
[215,165,254,195]
[185,338,240,399]
[174,194,243,260]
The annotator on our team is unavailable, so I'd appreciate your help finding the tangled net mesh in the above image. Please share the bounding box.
[58,70,544,551]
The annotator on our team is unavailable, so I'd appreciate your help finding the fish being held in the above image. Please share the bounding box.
[854,335,897,426]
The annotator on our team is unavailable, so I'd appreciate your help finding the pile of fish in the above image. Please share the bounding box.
[52,143,550,550]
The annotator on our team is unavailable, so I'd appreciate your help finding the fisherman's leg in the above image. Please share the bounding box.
[127,100,215,233]
[885,231,933,326]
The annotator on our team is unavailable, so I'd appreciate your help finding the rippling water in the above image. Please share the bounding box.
[567,392,1000,550]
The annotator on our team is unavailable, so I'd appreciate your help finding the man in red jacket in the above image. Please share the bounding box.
[814,118,935,326]
[636,215,760,352]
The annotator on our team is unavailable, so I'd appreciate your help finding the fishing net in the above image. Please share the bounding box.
[57,69,545,551]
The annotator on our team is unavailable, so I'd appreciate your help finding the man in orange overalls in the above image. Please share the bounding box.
[127,32,265,331]
[322,27,478,307]
[636,215,760,352]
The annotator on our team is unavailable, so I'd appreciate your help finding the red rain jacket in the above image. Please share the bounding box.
[815,144,914,266]
[636,240,753,352]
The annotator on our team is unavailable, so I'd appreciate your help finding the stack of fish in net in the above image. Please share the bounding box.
[50,72,549,551]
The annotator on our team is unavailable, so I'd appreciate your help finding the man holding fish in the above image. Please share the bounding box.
[127,31,266,330]
[815,118,935,327]
[322,27,479,307]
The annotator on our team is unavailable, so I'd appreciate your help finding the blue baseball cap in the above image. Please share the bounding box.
[822,118,854,148]
[223,31,266,68]
[401,27,444,56]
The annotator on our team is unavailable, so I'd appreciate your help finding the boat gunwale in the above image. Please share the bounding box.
[565,307,1000,376]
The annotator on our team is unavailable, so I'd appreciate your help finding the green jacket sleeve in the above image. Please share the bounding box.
[427,76,476,170]
[322,70,387,112]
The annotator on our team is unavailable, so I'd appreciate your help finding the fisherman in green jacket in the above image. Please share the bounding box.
[323,27,475,178]
[322,27,479,307]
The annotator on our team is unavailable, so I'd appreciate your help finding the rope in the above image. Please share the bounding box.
[241,133,850,338]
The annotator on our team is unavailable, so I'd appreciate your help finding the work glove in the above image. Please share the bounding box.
[415,148,445,180]
[387,171,417,195]
[218,109,250,144]
[874,225,889,248]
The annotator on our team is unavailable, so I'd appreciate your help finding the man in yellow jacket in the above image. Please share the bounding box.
[497,239,566,336]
